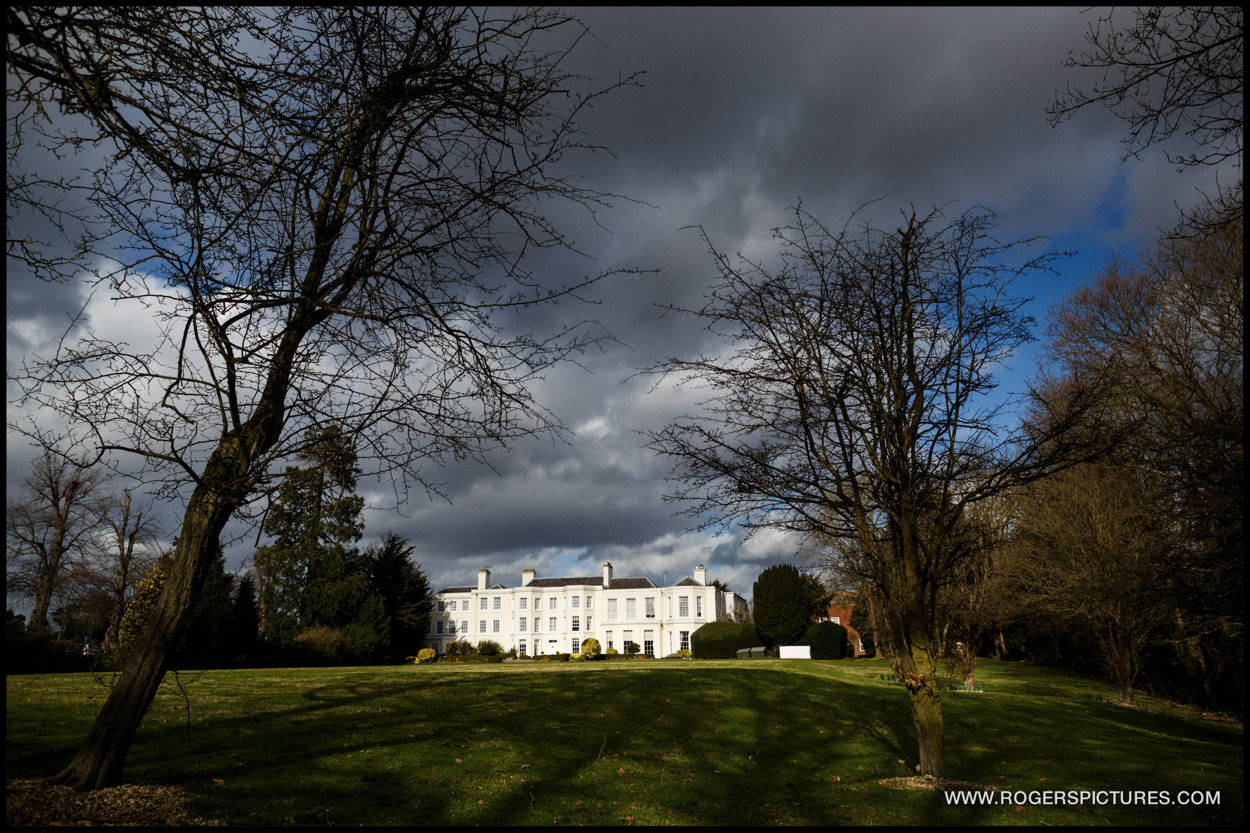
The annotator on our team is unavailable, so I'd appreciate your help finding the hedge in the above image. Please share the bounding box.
[691,621,761,659]
[798,621,849,659]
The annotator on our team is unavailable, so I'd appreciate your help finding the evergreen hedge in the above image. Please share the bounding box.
[798,621,849,659]
[691,621,760,658]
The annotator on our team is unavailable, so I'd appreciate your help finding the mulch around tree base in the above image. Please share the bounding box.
[6,778,222,826]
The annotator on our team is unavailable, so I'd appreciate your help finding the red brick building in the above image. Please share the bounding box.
[819,601,868,657]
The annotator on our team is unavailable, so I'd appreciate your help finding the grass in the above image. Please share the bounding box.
[6,658,1241,825]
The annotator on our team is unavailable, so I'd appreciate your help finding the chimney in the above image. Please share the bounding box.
[477,568,490,591]
[694,564,707,586]
[521,569,535,587]
[603,561,613,588]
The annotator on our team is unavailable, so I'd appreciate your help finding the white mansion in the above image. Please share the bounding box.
[425,562,749,657]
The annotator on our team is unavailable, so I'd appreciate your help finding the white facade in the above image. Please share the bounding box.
[425,562,748,657]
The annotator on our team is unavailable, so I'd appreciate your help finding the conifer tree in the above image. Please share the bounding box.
[753,564,809,650]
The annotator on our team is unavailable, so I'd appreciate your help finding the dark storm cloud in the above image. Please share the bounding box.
[8,7,1234,600]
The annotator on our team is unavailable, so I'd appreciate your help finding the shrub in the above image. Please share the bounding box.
[799,621,849,659]
[476,640,503,656]
[4,623,81,674]
[115,557,171,666]
[691,621,760,659]
[445,639,477,657]
[580,637,601,658]
[293,626,348,664]
[416,648,437,664]
[605,647,619,656]
[624,641,640,655]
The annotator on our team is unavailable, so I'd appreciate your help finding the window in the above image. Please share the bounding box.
[448,621,456,635]
[645,597,655,618]
[571,595,580,609]
[607,599,618,619]
[572,616,580,632]
[518,640,527,657]
[479,597,486,610]
[533,617,540,633]
[449,600,457,612]
[571,638,580,654]
[585,596,593,609]
[680,631,690,651]
[667,596,672,617]
[549,617,557,632]
[460,621,467,635]
[519,617,527,632]
[549,597,557,610]
[678,596,689,617]
[493,596,501,610]
[626,598,636,618]
[832,616,841,624]
[479,620,486,634]
[436,621,444,634]
[623,629,633,650]
[696,596,703,618]
[519,597,527,611]
[437,601,445,613]
[606,631,614,650]
[586,615,593,631]
[493,619,501,633]
[643,631,654,656]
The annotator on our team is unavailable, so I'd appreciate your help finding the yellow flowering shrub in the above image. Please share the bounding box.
[115,558,170,665]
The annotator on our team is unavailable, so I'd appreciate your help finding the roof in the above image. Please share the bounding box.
[438,575,659,593]
[673,577,703,587]
[528,576,656,590]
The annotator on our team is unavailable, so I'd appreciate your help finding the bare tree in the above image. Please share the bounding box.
[936,493,1013,692]
[77,491,161,654]
[6,442,107,632]
[7,7,636,790]
[1005,464,1175,705]
[1047,6,1243,170]
[648,203,1092,777]
[1036,199,1243,709]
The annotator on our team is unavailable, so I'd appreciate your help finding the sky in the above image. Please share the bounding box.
[6,7,1235,608]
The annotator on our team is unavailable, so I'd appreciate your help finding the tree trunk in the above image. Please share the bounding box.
[896,520,946,778]
[898,638,946,777]
[1108,638,1137,706]
[30,571,57,632]
[47,442,253,790]
[962,649,976,692]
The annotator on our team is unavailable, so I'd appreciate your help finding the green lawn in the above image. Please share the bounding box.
[6,658,1241,825]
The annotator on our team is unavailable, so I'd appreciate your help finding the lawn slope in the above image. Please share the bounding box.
[6,658,1241,825]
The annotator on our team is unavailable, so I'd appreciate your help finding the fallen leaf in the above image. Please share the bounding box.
[211,777,226,787]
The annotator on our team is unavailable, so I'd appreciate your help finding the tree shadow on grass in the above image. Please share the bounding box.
[102,664,935,825]
[13,663,1238,825]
